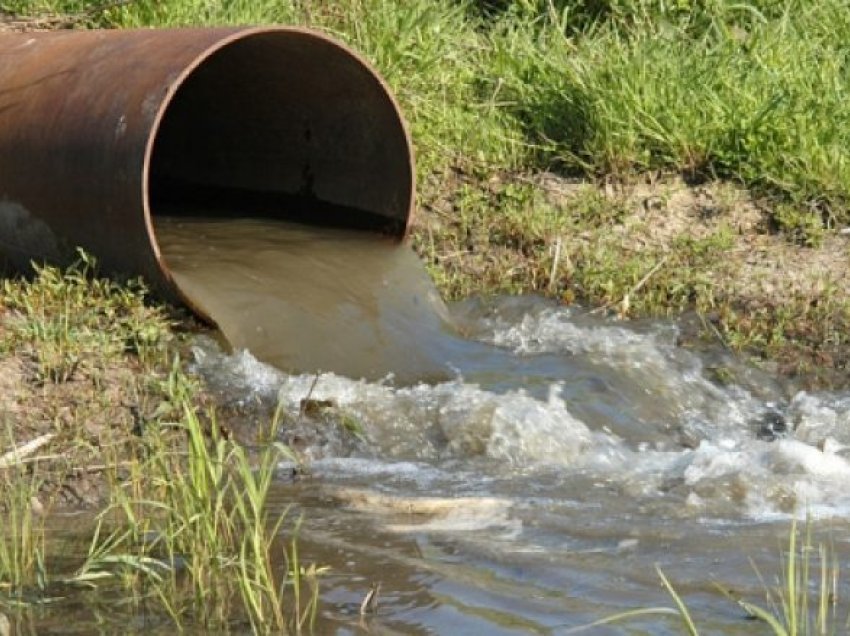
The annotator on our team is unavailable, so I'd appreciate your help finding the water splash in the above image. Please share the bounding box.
[190,295,850,521]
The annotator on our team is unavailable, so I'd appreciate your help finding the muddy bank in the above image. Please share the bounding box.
[0,262,197,509]
[414,171,850,388]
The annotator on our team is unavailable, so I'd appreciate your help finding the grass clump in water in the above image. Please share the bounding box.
[80,389,317,633]
[0,468,46,603]
[570,518,847,635]
[723,518,845,636]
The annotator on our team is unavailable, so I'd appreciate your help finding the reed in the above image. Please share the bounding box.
[83,390,312,633]
[726,518,844,636]
[0,464,46,601]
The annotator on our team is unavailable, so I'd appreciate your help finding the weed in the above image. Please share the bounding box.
[0,255,317,631]
[81,390,313,633]
[724,519,845,635]
[1,250,171,382]
[775,203,826,248]
[0,465,46,600]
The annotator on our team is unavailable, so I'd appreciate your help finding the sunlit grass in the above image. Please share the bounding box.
[0,364,316,632]
[0,466,46,602]
[1,249,171,379]
[0,256,317,631]
[724,518,845,636]
[80,392,314,633]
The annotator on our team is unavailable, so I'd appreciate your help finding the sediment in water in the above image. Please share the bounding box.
[154,215,457,384]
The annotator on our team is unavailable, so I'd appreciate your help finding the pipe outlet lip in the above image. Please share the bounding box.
[143,26,416,317]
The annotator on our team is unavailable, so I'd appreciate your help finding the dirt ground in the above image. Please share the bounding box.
[536,173,850,304]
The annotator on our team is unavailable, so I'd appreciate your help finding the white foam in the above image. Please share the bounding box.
[275,375,598,466]
[189,307,850,521]
[677,437,850,520]
[789,391,850,445]
[484,307,766,441]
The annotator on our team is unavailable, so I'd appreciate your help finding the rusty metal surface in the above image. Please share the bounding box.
[0,27,414,315]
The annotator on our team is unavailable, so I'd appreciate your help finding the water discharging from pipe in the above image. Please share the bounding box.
[154,214,456,384]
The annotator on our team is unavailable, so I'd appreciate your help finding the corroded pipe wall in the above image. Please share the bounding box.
[0,27,414,316]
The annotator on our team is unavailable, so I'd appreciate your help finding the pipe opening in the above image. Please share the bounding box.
[147,29,414,238]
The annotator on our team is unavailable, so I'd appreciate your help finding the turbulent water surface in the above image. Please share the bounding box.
[159,216,850,634]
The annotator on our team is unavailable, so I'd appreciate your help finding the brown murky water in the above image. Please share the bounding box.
[155,215,455,384]
[122,217,850,632]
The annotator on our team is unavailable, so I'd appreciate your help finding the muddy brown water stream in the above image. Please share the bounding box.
[155,216,456,385]
[111,217,850,632]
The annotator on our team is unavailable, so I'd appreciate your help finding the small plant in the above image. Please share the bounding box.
[1,249,171,382]
[79,390,316,633]
[1,255,317,630]
[0,465,47,600]
[774,203,826,248]
[721,518,844,636]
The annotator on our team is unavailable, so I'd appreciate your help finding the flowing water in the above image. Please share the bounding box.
[155,216,454,384]
[157,216,850,634]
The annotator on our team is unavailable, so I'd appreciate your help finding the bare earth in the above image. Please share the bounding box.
[536,174,850,304]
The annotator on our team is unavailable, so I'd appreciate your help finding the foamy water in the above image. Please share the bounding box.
[170,229,849,632]
[162,216,850,634]
[192,297,850,522]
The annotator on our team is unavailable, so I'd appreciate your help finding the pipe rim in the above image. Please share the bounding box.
[140,26,416,314]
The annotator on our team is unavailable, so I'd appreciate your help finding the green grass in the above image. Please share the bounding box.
[1,249,171,381]
[0,256,316,632]
[728,519,844,636]
[0,466,46,602]
[479,1,850,211]
[0,359,314,632]
[81,392,314,633]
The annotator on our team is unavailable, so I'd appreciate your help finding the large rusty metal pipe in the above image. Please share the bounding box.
[0,27,414,317]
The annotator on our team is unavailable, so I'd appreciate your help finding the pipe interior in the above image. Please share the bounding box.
[148,31,412,235]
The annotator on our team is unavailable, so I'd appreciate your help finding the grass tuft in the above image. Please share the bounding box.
[0,256,317,631]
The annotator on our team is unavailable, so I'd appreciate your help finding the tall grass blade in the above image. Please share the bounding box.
[655,565,700,636]
[562,607,680,633]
